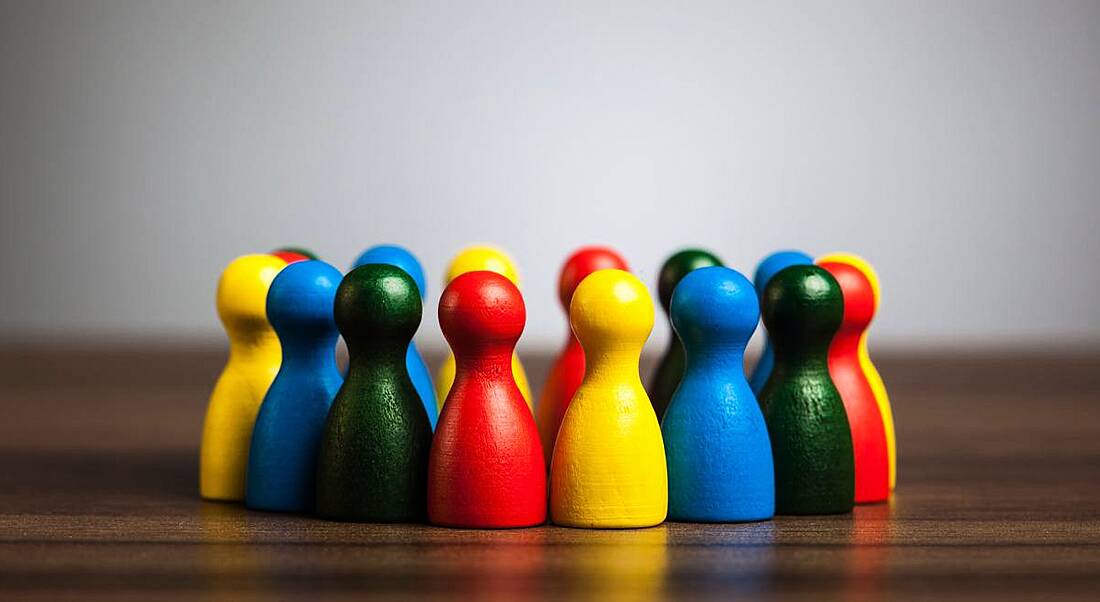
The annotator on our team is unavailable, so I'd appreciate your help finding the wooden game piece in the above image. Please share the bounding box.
[434,245,533,410]
[550,269,667,528]
[199,254,287,501]
[816,258,889,503]
[819,252,897,491]
[748,250,814,394]
[353,244,438,429]
[271,247,317,263]
[245,260,343,513]
[758,265,854,515]
[428,271,546,528]
[649,249,723,419]
[662,266,775,522]
[535,246,630,470]
[315,265,433,522]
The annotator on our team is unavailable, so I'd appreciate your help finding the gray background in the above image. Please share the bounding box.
[2,0,1098,354]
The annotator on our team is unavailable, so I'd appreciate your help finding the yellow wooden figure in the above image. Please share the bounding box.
[434,245,533,410]
[199,254,286,501]
[550,269,668,528]
[817,252,897,490]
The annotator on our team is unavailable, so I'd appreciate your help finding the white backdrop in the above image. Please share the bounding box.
[2,0,1098,353]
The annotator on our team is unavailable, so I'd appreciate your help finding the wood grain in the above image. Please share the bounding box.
[1,345,1099,601]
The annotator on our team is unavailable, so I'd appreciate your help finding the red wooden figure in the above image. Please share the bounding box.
[536,247,630,469]
[270,247,316,264]
[428,271,547,528]
[820,260,890,503]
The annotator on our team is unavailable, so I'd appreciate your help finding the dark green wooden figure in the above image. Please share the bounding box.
[315,264,433,522]
[758,265,855,515]
[649,249,723,418]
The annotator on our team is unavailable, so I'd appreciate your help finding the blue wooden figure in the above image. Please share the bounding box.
[353,245,438,429]
[246,260,343,512]
[662,266,775,522]
[748,250,813,394]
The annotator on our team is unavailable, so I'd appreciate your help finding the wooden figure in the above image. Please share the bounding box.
[748,250,813,394]
[758,264,855,515]
[315,264,433,522]
[199,254,287,501]
[434,245,533,411]
[819,253,895,496]
[550,269,667,528]
[428,271,546,528]
[649,249,723,419]
[353,244,438,429]
[662,266,775,522]
[536,246,629,470]
[271,247,317,263]
[246,260,343,513]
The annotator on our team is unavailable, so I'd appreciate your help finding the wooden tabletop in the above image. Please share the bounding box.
[1,345,1098,601]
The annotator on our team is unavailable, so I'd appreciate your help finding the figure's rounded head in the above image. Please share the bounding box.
[216,254,287,331]
[817,252,881,309]
[558,246,630,309]
[265,260,342,336]
[761,265,843,346]
[439,271,526,352]
[445,244,520,287]
[818,260,876,331]
[671,266,759,349]
[657,249,722,313]
[334,264,422,343]
[753,250,813,299]
[354,244,427,300]
[271,247,317,264]
[570,269,654,351]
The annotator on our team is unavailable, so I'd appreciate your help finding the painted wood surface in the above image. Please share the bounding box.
[758,264,855,515]
[434,245,533,410]
[819,252,897,491]
[748,250,813,394]
[353,244,438,429]
[428,271,546,528]
[199,254,286,502]
[551,269,667,528]
[535,246,629,470]
[649,249,723,420]
[819,258,890,504]
[662,266,774,522]
[315,265,432,522]
[246,260,343,513]
[270,247,317,264]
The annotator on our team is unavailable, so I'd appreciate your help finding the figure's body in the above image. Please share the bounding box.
[819,258,890,503]
[748,251,813,394]
[354,244,438,429]
[662,266,774,522]
[649,249,723,419]
[819,252,897,491]
[428,271,546,528]
[536,246,629,469]
[246,260,343,512]
[551,269,667,528]
[434,245,532,410]
[315,264,433,522]
[200,254,287,501]
[758,265,854,515]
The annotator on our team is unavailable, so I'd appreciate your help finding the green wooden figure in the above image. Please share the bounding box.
[315,264,433,522]
[649,249,723,419]
[758,264,855,515]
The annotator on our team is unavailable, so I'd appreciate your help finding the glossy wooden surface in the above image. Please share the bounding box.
[1,345,1099,600]
[431,272,545,528]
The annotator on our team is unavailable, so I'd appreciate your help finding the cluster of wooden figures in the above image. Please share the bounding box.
[200,244,895,528]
